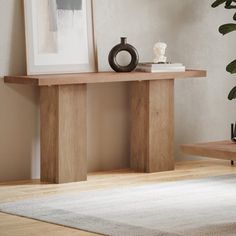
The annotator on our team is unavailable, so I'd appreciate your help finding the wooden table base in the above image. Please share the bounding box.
[40,85,87,184]
[130,80,174,172]
[40,80,175,183]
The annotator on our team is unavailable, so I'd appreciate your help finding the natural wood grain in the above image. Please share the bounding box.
[130,81,149,171]
[40,86,59,183]
[130,79,174,172]
[40,85,87,184]
[0,160,235,236]
[4,70,206,183]
[4,70,206,86]
[181,140,236,160]
[58,85,87,183]
[149,80,174,172]
[0,213,98,236]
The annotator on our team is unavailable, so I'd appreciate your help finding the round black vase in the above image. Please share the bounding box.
[108,37,139,72]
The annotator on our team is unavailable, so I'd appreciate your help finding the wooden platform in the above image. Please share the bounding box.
[181,140,236,160]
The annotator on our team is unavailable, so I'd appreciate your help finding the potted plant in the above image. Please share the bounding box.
[212,0,236,100]
[212,0,236,143]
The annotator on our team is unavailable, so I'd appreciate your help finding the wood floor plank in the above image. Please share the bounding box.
[0,213,98,236]
[0,160,235,236]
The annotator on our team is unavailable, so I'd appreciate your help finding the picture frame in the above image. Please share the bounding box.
[24,0,97,75]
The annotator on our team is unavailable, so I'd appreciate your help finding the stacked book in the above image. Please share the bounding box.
[136,63,186,73]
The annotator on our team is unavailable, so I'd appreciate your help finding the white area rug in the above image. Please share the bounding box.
[1,175,236,236]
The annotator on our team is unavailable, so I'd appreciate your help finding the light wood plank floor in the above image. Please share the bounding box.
[0,160,236,236]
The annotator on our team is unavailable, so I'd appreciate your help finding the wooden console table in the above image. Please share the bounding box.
[4,70,206,184]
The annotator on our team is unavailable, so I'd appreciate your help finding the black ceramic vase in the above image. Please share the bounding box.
[231,123,236,143]
[108,37,139,72]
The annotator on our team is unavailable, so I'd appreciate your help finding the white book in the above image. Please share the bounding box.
[137,63,184,70]
[136,66,186,73]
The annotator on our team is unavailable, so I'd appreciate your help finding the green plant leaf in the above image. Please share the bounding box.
[212,0,227,7]
[228,86,236,100]
[225,5,236,8]
[234,12,236,20]
[219,23,236,35]
[225,0,233,6]
[226,60,236,73]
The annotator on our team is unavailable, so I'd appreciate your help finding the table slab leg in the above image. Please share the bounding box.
[130,80,174,173]
[40,84,87,184]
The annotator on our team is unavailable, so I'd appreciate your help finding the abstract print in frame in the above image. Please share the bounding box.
[24,0,96,75]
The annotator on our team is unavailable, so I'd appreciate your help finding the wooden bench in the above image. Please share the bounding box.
[181,140,236,166]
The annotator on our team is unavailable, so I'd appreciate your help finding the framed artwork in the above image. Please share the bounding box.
[24,0,96,75]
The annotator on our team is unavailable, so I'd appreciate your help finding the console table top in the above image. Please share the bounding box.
[4,70,206,86]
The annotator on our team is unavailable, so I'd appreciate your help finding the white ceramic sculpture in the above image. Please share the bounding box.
[153,42,167,63]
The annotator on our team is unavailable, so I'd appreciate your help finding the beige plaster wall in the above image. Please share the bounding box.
[0,0,235,181]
